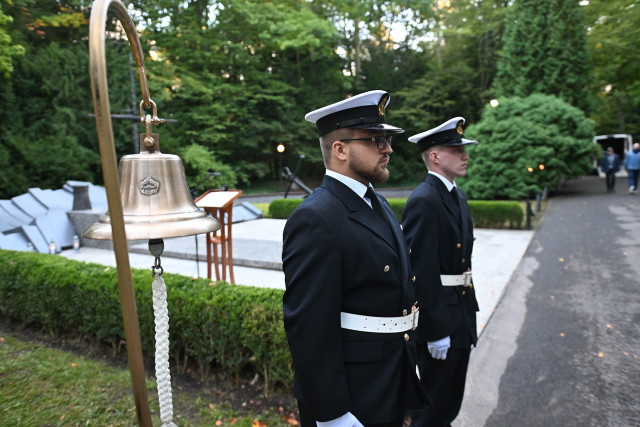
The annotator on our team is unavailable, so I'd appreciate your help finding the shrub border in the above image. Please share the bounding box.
[0,250,292,394]
[269,197,525,228]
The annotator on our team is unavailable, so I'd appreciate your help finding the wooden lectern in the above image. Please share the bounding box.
[195,189,242,283]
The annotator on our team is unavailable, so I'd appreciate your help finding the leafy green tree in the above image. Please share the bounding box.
[391,56,476,183]
[460,94,597,200]
[326,0,435,92]
[180,143,238,196]
[0,1,25,78]
[444,0,509,109]
[0,40,134,199]
[389,0,509,185]
[135,0,346,184]
[0,0,134,198]
[493,0,592,114]
[584,0,640,136]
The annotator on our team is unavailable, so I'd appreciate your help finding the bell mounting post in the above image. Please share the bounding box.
[86,0,220,425]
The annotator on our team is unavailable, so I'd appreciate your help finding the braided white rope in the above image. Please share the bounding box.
[152,273,178,427]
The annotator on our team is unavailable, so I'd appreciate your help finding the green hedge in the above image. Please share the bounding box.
[468,200,524,229]
[268,198,304,219]
[387,198,407,223]
[0,250,292,394]
[269,197,525,228]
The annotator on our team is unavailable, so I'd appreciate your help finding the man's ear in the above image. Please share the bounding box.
[430,149,439,165]
[332,140,349,161]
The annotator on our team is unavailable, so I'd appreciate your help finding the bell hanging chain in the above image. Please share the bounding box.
[152,256,164,277]
[152,264,177,427]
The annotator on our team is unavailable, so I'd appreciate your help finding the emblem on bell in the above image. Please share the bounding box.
[139,176,160,196]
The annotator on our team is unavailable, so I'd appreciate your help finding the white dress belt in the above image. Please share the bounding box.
[440,271,472,287]
[340,309,419,333]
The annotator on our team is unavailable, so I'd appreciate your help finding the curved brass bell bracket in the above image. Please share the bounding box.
[84,1,216,425]
[86,2,154,425]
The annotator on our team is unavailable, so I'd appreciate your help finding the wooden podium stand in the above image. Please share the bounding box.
[195,189,242,283]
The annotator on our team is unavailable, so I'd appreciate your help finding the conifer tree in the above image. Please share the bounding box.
[493,0,592,113]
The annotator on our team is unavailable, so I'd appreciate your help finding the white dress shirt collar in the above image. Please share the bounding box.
[325,169,373,203]
[428,170,456,192]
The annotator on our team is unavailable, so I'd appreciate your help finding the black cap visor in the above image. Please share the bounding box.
[417,130,478,152]
[438,137,478,146]
[351,122,405,134]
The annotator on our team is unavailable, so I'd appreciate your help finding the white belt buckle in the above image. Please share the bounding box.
[463,271,472,287]
[411,306,419,331]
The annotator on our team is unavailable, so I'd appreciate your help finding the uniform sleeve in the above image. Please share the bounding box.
[282,206,351,421]
[402,194,454,342]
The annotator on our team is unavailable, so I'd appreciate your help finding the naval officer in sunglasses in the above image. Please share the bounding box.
[282,91,428,427]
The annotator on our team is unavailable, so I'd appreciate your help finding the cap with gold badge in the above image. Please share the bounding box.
[408,116,478,152]
[305,90,404,137]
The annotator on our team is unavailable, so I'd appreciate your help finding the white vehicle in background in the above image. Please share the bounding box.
[593,134,633,176]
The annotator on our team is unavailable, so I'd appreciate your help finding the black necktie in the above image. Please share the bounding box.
[451,187,461,213]
[366,187,386,222]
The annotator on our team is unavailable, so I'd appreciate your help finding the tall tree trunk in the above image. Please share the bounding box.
[354,17,361,89]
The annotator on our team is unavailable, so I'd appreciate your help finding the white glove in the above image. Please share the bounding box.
[317,412,365,427]
[427,336,451,360]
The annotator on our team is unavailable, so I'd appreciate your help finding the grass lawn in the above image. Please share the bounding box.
[252,203,271,218]
[0,326,298,426]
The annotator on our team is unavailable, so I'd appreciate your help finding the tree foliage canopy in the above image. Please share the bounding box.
[584,0,640,136]
[0,0,637,200]
[0,2,25,78]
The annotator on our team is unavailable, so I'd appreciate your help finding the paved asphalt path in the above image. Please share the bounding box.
[456,175,640,427]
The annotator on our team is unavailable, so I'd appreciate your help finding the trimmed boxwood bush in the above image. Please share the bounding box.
[386,198,406,223]
[269,198,303,219]
[468,200,524,229]
[269,197,525,229]
[0,250,292,394]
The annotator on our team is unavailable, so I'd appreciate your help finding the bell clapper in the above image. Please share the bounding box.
[149,238,177,427]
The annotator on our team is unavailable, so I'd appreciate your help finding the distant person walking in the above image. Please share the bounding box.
[624,143,640,194]
[601,147,621,193]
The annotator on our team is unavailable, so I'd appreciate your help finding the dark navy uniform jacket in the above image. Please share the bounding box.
[282,175,426,424]
[402,173,479,350]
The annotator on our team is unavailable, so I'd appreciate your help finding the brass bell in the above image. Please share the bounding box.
[83,130,220,240]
